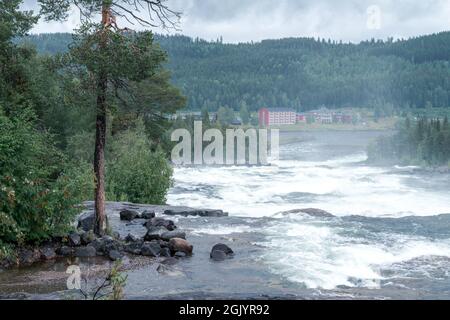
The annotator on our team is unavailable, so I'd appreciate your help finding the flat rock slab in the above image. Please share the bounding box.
[164,209,228,217]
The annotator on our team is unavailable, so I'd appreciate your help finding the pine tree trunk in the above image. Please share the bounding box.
[93,4,110,236]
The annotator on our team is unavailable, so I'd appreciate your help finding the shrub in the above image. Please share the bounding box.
[106,119,173,204]
[0,107,92,244]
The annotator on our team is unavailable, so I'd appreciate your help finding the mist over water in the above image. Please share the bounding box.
[167,131,450,293]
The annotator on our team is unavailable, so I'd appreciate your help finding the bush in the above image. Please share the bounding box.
[0,107,93,245]
[106,119,173,204]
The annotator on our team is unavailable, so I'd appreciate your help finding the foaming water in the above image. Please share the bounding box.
[167,131,450,291]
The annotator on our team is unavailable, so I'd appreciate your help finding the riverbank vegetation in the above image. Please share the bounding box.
[368,117,450,167]
[0,1,184,258]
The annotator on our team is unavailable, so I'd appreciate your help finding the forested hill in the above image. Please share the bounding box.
[21,31,450,112]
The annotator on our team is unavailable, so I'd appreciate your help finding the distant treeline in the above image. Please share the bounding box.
[368,117,450,167]
[21,31,450,113]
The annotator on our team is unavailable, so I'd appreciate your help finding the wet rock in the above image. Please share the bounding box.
[102,236,123,254]
[160,230,186,241]
[144,227,166,241]
[88,238,105,254]
[80,230,97,246]
[211,243,234,256]
[174,252,187,258]
[141,242,161,257]
[68,232,81,247]
[282,208,334,218]
[120,209,139,221]
[169,238,193,255]
[77,211,109,232]
[140,210,156,219]
[124,242,142,255]
[40,247,56,260]
[164,208,228,217]
[125,233,140,243]
[56,246,73,257]
[144,217,176,231]
[210,250,227,261]
[18,249,40,266]
[160,247,171,257]
[74,246,97,257]
[161,257,178,266]
[108,250,123,261]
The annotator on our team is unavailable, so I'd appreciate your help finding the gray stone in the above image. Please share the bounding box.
[18,249,40,266]
[210,250,227,261]
[40,247,56,260]
[160,230,186,241]
[108,250,123,261]
[211,243,234,256]
[282,208,334,218]
[160,247,171,257]
[169,238,193,255]
[164,208,228,217]
[125,233,140,243]
[124,242,142,255]
[144,217,176,231]
[174,252,187,258]
[68,233,81,247]
[144,227,166,241]
[57,246,73,257]
[120,209,139,221]
[77,211,109,232]
[140,210,156,219]
[141,242,161,257]
[74,246,97,257]
[80,230,97,245]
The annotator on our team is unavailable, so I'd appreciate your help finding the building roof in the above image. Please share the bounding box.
[264,108,296,113]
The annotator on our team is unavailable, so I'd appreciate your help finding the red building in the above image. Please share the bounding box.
[259,108,296,126]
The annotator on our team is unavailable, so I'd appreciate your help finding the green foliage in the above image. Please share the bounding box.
[106,120,173,204]
[0,107,93,244]
[368,117,450,166]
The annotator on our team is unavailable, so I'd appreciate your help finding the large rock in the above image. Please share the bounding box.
[169,238,193,255]
[210,244,234,261]
[40,247,57,260]
[144,227,166,241]
[18,249,40,266]
[77,211,109,232]
[68,232,81,247]
[160,230,186,241]
[144,217,176,231]
[80,230,97,246]
[140,210,156,219]
[125,233,140,243]
[164,208,228,217]
[108,250,123,261]
[120,209,139,221]
[124,242,143,255]
[56,246,73,257]
[141,242,161,257]
[74,246,97,258]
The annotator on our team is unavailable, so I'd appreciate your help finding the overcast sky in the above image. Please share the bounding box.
[23,0,450,43]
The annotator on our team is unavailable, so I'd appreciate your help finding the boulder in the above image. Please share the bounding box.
[210,250,227,261]
[164,208,228,217]
[144,217,176,231]
[68,232,81,247]
[144,227,166,241]
[74,246,97,258]
[211,243,234,256]
[124,242,142,255]
[141,242,161,257]
[160,247,171,257]
[40,247,57,260]
[125,233,140,243]
[56,246,73,257]
[18,249,40,266]
[160,230,186,241]
[108,250,123,261]
[77,211,109,232]
[140,210,156,219]
[80,230,97,246]
[174,252,187,258]
[120,209,139,221]
[169,238,193,255]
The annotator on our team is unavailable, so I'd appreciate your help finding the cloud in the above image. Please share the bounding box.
[23,0,450,42]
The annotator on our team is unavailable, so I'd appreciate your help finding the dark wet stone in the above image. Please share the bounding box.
[169,238,193,255]
[144,217,176,231]
[140,210,156,220]
[125,233,140,243]
[144,227,166,241]
[40,247,56,260]
[141,242,161,257]
[282,208,334,218]
[211,243,234,256]
[68,233,81,247]
[160,257,178,266]
[160,230,186,241]
[108,250,123,261]
[77,212,94,231]
[160,247,171,257]
[174,252,187,258]
[210,250,227,261]
[74,246,97,257]
[164,209,228,217]
[120,209,139,221]
[56,246,73,257]
[18,249,40,266]
[124,242,142,255]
